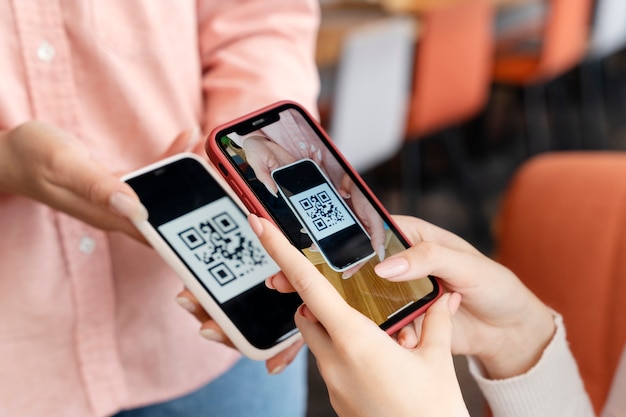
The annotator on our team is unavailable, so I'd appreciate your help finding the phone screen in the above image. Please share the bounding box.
[272,159,375,272]
[125,156,301,349]
[210,102,439,331]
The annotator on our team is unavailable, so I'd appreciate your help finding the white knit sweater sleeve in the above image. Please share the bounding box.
[468,314,596,417]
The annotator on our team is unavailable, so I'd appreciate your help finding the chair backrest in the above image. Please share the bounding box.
[495,152,626,414]
[328,16,415,173]
[537,0,594,78]
[586,0,626,61]
[404,0,493,139]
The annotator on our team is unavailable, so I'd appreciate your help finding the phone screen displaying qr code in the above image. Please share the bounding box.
[158,196,279,303]
[288,183,356,241]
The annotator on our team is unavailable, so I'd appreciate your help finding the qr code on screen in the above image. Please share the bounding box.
[177,212,269,287]
[298,190,345,232]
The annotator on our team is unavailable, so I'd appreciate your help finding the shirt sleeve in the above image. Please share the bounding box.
[196,0,321,133]
[468,313,596,417]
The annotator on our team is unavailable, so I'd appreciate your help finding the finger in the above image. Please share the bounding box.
[293,305,336,359]
[163,128,201,156]
[396,319,420,349]
[374,240,507,294]
[416,293,454,352]
[363,213,386,261]
[255,168,279,197]
[176,288,211,323]
[249,214,359,337]
[265,271,297,293]
[265,339,305,375]
[199,320,231,347]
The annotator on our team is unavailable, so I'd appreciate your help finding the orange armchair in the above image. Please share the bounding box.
[495,152,626,414]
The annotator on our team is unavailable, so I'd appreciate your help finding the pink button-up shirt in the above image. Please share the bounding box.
[0,1,319,416]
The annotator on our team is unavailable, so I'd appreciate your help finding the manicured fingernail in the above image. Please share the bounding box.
[265,276,275,290]
[377,244,386,262]
[248,214,263,236]
[308,243,319,252]
[448,292,462,314]
[176,296,196,314]
[342,270,355,279]
[200,328,224,343]
[269,364,286,375]
[375,257,409,278]
[110,192,148,222]
[186,126,202,150]
[264,183,278,198]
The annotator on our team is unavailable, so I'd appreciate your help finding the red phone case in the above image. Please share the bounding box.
[206,100,442,334]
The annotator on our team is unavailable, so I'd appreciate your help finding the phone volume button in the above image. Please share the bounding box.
[228,181,243,196]
[241,197,257,215]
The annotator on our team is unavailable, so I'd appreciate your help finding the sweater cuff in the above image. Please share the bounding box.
[468,313,595,417]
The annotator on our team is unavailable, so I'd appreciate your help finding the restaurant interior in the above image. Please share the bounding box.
[307,0,626,415]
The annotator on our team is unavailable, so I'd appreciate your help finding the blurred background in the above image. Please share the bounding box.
[307,0,626,415]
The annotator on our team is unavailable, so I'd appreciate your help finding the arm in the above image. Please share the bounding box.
[197,0,320,134]
[469,313,596,417]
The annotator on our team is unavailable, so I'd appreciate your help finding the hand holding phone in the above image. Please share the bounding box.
[206,101,442,334]
[122,153,301,360]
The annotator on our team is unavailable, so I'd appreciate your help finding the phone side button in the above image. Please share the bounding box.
[218,163,229,177]
[228,181,243,196]
[241,197,257,215]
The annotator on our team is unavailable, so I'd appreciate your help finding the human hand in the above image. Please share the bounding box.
[0,121,196,242]
[250,214,469,417]
[175,287,304,375]
[374,215,556,379]
[337,174,387,278]
[241,135,296,196]
[241,135,324,196]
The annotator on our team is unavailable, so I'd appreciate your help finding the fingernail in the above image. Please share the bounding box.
[269,364,285,375]
[448,292,462,314]
[308,243,319,252]
[377,244,386,262]
[375,257,409,278]
[110,192,148,222]
[176,296,196,314]
[200,328,224,343]
[264,182,278,198]
[265,276,275,290]
[342,270,355,279]
[248,214,263,236]
[187,126,202,150]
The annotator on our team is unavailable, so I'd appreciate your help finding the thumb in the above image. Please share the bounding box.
[161,127,202,158]
[417,293,461,352]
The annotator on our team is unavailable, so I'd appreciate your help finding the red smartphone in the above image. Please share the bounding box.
[206,101,442,334]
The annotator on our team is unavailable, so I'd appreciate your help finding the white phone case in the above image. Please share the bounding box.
[122,153,301,361]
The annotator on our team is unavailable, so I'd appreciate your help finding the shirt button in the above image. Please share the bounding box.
[37,41,56,62]
[78,237,96,255]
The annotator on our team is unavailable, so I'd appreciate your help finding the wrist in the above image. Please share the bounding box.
[478,301,556,380]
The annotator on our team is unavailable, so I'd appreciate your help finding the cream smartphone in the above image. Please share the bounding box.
[122,153,301,360]
[206,101,442,334]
